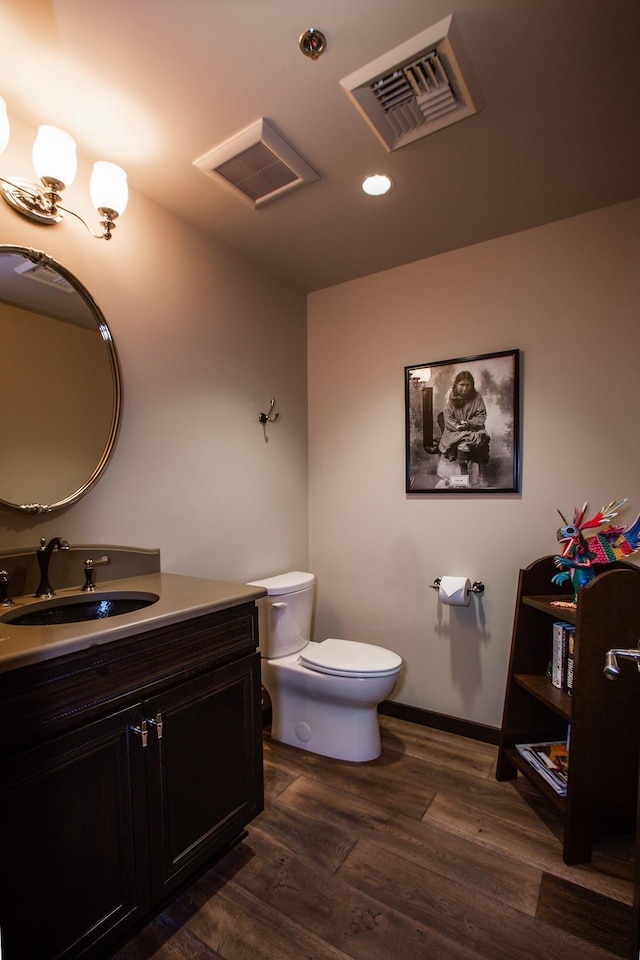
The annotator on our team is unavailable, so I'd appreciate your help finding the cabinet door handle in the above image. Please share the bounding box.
[147,712,164,740]
[131,720,148,747]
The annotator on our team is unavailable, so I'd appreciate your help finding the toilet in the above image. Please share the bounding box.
[248,571,402,762]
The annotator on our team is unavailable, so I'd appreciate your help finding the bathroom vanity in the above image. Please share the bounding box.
[0,572,266,960]
[0,247,265,957]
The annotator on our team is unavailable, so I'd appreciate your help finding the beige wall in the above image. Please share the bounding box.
[307,199,640,729]
[0,115,309,583]
[3,111,638,732]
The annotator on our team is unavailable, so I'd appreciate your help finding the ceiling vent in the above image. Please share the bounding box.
[13,258,74,293]
[340,15,483,152]
[193,119,319,208]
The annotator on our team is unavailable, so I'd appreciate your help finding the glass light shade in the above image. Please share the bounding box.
[0,96,9,155]
[90,161,128,215]
[32,125,77,188]
[362,174,393,196]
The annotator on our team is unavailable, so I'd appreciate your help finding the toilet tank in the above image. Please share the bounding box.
[248,571,315,659]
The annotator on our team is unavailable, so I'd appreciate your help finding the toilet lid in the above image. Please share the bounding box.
[299,638,402,678]
[248,571,314,595]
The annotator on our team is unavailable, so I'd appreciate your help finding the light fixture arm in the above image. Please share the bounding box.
[0,176,118,240]
[57,202,119,241]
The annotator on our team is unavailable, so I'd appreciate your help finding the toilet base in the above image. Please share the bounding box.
[270,699,383,762]
[262,655,398,762]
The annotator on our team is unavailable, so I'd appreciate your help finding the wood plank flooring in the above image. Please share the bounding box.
[110,716,635,960]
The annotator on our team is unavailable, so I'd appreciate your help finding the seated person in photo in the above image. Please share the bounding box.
[439,371,490,462]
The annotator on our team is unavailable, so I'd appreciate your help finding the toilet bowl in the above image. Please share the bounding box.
[248,571,402,762]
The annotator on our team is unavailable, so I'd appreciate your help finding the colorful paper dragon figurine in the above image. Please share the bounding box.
[552,499,640,603]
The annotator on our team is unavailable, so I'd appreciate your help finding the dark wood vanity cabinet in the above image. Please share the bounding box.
[0,601,264,960]
[1,703,148,960]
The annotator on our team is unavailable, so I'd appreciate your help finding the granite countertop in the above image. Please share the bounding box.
[0,572,266,673]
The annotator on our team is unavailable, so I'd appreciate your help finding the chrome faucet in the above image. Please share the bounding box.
[35,537,70,598]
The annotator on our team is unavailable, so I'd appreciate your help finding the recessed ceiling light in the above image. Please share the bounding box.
[362,174,392,196]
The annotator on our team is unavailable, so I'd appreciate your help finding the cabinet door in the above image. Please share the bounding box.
[0,703,150,960]
[145,653,263,901]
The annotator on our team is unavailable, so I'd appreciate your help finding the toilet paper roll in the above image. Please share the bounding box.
[438,576,471,607]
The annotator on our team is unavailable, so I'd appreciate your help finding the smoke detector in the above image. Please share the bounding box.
[193,119,319,208]
[340,15,483,152]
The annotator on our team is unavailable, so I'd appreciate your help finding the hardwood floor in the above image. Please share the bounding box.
[110,716,634,960]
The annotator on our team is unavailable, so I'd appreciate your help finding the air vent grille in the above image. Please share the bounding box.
[340,15,482,152]
[215,142,299,201]
[13,259,74,292]
[193,119,319,208]
[371,50,457,139]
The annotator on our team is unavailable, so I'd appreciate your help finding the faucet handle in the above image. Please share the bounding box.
[82,556,110,592]
[0,570,15,607]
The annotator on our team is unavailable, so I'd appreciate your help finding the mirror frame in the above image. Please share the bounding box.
[0,245,122,513]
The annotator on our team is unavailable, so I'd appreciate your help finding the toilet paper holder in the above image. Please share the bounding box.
[430,578,485,595]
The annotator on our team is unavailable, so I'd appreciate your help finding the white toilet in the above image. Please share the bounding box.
[248,571,402,762]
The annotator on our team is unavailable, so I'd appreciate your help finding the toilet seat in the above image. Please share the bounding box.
[299,638,402,679]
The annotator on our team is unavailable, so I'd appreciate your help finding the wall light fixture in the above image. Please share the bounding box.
[0,96,128,240]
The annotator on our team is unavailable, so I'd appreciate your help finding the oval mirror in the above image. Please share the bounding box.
[0,245,121,513]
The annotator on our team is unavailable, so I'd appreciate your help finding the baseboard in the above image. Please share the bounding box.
[378,700,500,745]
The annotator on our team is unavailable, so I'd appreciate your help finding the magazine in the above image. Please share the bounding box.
[515,740,569,796]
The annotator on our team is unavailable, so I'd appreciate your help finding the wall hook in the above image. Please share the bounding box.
[258,398,280,425]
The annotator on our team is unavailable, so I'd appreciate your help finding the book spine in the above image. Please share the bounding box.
[552,622,568,690]
[564,625,576,695]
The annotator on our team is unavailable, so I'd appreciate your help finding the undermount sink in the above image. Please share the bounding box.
[1,591,160,627]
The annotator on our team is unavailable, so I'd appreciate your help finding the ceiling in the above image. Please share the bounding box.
[1,0,639,293]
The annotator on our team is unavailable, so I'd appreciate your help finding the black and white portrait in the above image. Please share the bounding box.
[405,349,520,493]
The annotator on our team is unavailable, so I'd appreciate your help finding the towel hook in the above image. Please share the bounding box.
[258,398,280,425]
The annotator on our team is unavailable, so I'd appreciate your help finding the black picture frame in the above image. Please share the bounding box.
[405,349,520,494]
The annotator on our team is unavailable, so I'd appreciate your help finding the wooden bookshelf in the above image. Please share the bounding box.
[497,555,640,865]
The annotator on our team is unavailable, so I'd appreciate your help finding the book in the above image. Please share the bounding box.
[564,626,576,695]
[551,621,575,693]
[515,739,569,795]
[552,621,571,690]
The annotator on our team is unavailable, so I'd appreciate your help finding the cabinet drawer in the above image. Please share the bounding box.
[0,602,258,755]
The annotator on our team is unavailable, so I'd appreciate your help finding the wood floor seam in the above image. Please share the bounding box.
[110,717,633,960]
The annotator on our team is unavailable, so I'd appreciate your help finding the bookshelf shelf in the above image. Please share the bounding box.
[503,746,566,813]
[521,595,577,622]
[513,674,572,721]
[497,555,640,865]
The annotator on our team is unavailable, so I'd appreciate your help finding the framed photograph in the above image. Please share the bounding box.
[405,349,520,493]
